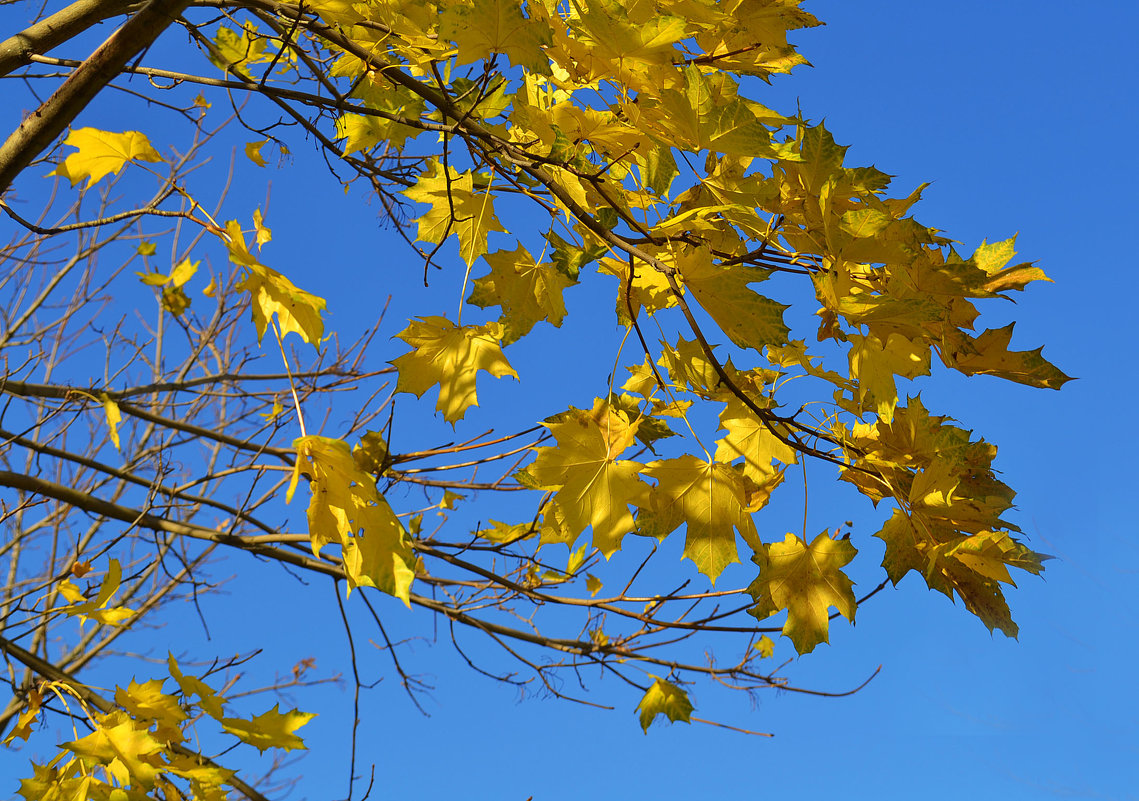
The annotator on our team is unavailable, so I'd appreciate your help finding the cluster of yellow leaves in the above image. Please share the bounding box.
[838,398,1046,636]
[516,397,784,583]
[202,0,1063,664]
[52,559,135,628]
[13,656,314,801]
[23,0,1070,747]
[222,216,326,348]
[289,435,416,602]
[137,258,199,316]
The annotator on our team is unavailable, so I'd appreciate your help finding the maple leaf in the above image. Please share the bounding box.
[640,455,757,581]
[968,237,1052,294]
[51,128,162,188]
[656,335,732,396]
[220,704,316,753]
[875,510,1045,637]
[207,23,274,74]
[598,253,677,324]
[245,139,268,167]
[163,753,235,790]
[100,394,122,451]
[115,679,187,744]
[527,401,649,556]
[291,435,416,603]
[439,0,551,72]
[137,259,198,316]
[847,332,931,421]
[223,218,323,343]
[474,519,536,543]
[167,654,226,720]
[3,689,41,745]
[677,246,789,352]
[643,67,777,157]
[64,714,164,788]
[563,0,686,85]
[56,558,135,626]
[636,677,693,733]
[467,243,576,343]
[336,80,426,154]
[714,396,797,482]
[391,316,517,423]
[252,207,271,249]
[747,532,857,654]
[403,162,507,265]
[941,323,1072,389]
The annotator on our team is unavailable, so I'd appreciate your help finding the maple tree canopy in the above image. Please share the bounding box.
[0,0,1067,796]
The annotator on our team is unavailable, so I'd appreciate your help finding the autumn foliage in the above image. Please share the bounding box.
[0,0,1067,797]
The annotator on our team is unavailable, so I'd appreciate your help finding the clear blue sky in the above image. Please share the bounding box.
[3,2,1136,799]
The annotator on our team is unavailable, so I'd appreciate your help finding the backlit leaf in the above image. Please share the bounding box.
[467,243,576,343]
[51,128,162,188]
[747,532,857,654]
[391,316,517,423]
[220,705,316,753]
[636,677,693,733]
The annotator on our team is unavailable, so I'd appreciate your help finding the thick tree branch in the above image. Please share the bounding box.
[0,0,136,77]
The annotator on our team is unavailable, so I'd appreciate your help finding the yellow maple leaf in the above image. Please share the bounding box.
[100,393,122,451]
[216,220,326,348]
[391,316,517,423]
[220,704,316,753]
[237,264,325,347]
[714,396,797,482]
[747,531,857,654]
[244,139,268,167]
[336,81,426,153]
[641,67,776,157]
[640,455,758,581]
[440,0,551,72]
[875,509,1045,637]
[207,23,274,74]
[51,128,163,188]
[251,208,272,249]
[167,654,225,720]
[64,714,164,788]
[847,331,930,421]
[222,219,259,267]
[677,245,789,352]
[115,679,187,744]
[597,253,676,325]
[635,676,692,733]
[941,323,1071,389]
[467,243,576,343]
[291,435,415,602]
[402,162,506,265]
[57,558,135,626]
[527,401,649,556]
[3,688,41,744]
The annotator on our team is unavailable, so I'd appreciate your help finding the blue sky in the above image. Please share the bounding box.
[2,1,1137,798]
